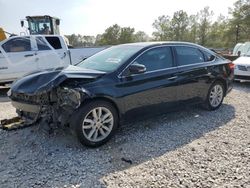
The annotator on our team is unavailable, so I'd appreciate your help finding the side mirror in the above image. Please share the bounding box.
[21,20,24,27]
[128,63,146,75]
[56,19,60,25]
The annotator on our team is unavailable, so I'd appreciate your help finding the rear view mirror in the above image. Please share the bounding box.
[21,21,24,27]
[129,63,146,75]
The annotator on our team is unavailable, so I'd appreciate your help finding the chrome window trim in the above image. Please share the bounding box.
[127,66,178,78]
[118,44,216,78]
[175,58,216,68]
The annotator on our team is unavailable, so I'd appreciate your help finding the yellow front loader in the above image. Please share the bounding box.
[0,27,7,42]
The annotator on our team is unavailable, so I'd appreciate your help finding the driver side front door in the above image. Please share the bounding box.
[117,46,179,117]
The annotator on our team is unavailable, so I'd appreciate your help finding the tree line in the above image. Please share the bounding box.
[66,0,250,49]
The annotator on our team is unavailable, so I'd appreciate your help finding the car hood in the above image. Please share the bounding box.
[233,56,250,65]
[10,65,106,95]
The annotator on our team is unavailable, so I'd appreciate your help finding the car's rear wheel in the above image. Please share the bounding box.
[72,100,118,147]
[203,81,225,110]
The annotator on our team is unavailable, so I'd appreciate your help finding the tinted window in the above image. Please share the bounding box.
[175,46,204,66]
[202,50,215,62]
[36,37,51,50]
[45,37,62,49]
[2,37,31,52]
[134,47,173,72]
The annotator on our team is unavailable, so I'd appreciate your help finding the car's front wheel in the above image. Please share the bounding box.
[204,81,225,110]
[72,100,118,147]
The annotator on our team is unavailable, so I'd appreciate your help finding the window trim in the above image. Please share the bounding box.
[118,44,217,78]
[118,45,175,78]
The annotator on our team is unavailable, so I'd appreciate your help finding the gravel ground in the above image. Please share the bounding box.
[0,83,250,188]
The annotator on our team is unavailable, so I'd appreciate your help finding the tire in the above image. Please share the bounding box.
[203,81,225,111]
[72,100,118,147]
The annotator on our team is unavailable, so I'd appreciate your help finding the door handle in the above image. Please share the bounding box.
[61,52,66,59]
[24,54,34,57]
[167,76,178,81]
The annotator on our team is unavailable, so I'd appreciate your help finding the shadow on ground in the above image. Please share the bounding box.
[0,102,235,187]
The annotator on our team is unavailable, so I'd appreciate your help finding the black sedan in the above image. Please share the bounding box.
[8,42,234,147]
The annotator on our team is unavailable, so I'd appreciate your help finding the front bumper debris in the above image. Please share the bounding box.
[12,101,40,113]
[0,116,36,131]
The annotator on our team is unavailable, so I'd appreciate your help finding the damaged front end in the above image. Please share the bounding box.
[1,65,105,130]
[7,86,90,130]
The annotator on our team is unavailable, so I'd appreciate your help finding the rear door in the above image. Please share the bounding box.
[118,46,179,116]
[0,36,38,82]
[174,45,213,103]
[35,36,70,70]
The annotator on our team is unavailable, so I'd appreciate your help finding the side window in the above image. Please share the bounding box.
[134,47,173,72]
[2,37,31,52]
[202,50,216,62]
[175,46,204,66]
[36,37,51,50]
[45,37,62,49]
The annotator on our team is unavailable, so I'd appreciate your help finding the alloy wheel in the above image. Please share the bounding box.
[209,84,224,108]
[82,107,114,142]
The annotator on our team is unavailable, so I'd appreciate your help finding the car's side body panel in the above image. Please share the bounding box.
[8,42,233,126]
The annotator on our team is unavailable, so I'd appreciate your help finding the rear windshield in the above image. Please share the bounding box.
[77,45,143,72]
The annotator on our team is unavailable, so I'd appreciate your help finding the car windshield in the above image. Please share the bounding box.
[77,45,144,72]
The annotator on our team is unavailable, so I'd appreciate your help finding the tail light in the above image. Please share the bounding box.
[228,61,235,70]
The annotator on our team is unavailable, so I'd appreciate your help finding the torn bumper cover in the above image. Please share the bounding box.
[5,65,105,128]
[8,87,90,128]
[12,101,40,113]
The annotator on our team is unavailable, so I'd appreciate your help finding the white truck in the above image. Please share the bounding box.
[0,35,106,85]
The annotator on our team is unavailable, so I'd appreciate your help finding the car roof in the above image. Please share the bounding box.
[120,41,206,49]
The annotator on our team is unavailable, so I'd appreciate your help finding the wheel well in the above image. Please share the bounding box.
[84,97,121,118]
[213,78,227,96]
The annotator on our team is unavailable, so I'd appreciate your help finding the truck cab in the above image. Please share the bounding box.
[21,15,60,35]
[0,35,70,85]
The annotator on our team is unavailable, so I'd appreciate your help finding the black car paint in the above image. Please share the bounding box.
[11,65,106,95]
[9,42,233,125]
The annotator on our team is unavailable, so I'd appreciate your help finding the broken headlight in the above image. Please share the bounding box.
[57,87,82,109]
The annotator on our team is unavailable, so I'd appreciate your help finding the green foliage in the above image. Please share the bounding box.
[152,7,214,46]
[170,10,189,41]
[152,15,171,40]
[134,31,150,42]
[67,1,250,49]
[152,1,250,48]
[229,0,250,43]
[119,27,135,44]
[65,34,95,47]
[197,7,214,45]
[95,24,138,45]
[97,24,121,45]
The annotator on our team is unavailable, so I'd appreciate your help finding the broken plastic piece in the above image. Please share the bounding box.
[0,116,34,131]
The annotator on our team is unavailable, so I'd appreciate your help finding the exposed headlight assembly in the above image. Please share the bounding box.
[57,87,82,109]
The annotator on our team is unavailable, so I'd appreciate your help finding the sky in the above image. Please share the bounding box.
[0,0,236,37]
